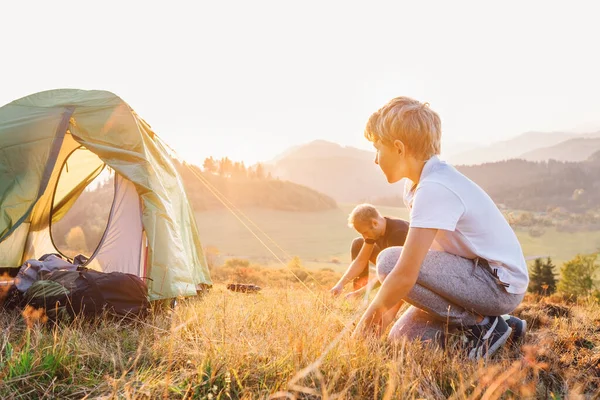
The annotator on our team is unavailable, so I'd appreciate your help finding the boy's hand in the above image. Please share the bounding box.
[352,307,383,338]
[330,283,344,296]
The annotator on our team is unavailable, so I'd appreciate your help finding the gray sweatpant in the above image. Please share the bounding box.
[376,247,525,343]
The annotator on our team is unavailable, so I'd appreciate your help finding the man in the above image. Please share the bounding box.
[330,204,409,297]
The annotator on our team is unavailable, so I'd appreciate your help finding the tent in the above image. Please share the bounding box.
[0,89,212,300]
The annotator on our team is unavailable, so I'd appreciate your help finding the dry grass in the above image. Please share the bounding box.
[1,274,600,399]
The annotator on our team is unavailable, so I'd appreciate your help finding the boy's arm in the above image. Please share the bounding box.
[352,227,437,337]
[330,241,374,296]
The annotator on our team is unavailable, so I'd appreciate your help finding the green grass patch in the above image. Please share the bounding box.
[196,204,598,269]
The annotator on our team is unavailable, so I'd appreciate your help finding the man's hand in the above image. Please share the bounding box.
[345,288,364,300]
[330,282,344,297]
[346,278,380,301]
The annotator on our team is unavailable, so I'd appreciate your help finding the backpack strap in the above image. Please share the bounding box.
[73,271,106,316]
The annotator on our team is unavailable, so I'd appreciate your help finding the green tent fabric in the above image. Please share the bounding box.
[0,89,212,300]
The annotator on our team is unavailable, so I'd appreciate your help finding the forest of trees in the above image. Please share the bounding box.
[176,158,337,212]
[456,156,600,213]
[373,155,600,216]
[200,157,272,180]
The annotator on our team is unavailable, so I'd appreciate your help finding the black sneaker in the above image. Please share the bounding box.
[503,315,527,343]
[465,316,512,360]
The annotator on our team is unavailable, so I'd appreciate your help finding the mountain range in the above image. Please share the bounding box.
[264,131,600,212]
[447,130,600,165]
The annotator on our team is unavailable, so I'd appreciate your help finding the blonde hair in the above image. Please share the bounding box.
[364,96,442,160]
[348,203,381,229]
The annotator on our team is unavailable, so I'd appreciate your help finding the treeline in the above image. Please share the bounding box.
[373,157,600,214]
[176,160,338,212]
[200,157,272,180]
[456,157,600,213]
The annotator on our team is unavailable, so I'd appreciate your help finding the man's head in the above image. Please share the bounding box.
[364,97,441,183]
[348,204,386,240]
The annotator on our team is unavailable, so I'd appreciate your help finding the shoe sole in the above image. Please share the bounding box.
[469,326,512,360]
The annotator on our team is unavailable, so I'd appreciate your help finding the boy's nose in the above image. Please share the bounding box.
[374,154,379,165]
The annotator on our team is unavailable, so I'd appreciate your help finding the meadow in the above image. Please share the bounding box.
[1,204,599,398]
[195,205,600,270]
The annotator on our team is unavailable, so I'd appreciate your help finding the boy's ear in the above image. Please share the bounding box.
[393,139,405,155]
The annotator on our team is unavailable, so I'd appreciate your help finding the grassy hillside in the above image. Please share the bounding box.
[2,280,600,398]
[195,204,600,269]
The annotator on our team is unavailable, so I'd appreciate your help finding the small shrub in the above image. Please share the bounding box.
[290,268,308,282]
[224,258,250,269]
[558,253,599,299]
[528,227,546,238]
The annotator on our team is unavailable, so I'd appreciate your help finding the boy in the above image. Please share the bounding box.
[330,204,409,296]
[352,97,529,360]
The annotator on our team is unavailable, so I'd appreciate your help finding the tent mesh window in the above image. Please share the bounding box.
[50,148,115,261]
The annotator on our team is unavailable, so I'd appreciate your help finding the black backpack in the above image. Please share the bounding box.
[25,269,150,320]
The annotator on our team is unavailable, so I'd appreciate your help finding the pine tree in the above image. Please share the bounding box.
[541,257,557,294]
[218,157,233,177]
[203,156,218,174]
[528,258,545,294]
[529,257,558,295]
[255,163,265,180]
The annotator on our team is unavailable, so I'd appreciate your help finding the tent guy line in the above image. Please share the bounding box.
[169,140,348,322]
[159,137,376,394]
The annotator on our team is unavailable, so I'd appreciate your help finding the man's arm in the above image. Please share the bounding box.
[352,227,437,337]
[330,241,374,296]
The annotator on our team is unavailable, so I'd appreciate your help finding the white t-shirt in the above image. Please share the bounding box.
[404,156,529,294]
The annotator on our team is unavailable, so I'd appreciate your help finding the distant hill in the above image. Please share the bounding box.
[588,150,600,162]
[448,131,600,165]
[519,138,600,162]
[264,140,402,203]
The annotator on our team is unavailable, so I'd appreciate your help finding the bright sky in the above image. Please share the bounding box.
[1,1,599,165]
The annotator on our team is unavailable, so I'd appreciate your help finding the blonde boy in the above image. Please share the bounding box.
[353,97,529,359]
